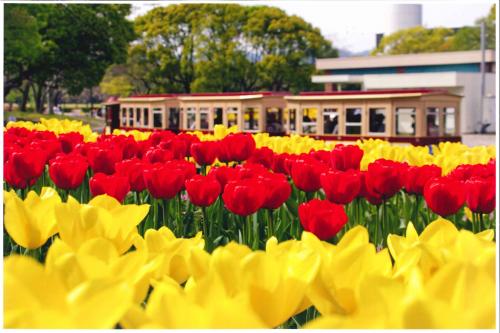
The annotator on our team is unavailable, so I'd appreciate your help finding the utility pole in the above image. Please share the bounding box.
[479,21,486,133]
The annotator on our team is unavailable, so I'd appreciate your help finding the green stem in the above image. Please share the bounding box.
[201,207,209,248]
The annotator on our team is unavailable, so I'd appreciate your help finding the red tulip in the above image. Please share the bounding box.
[143,164,185,200]
[190,141,218,166]
[235,163,269,180]
[298,199,348,240]
[423,177,466,217]
[247,147,274,169]
[359,171,384,205]
[218,133,256,163]
[159,138,189,160]
[403,165,442,195]
[4,159,37,189]
[59,132,84,154]
[222,178,266,216]
[465,177,495,214]
[9,147,47,183]
[291,159,328,192]
[87,145,122,175]
[209,166,240,189]
[330,144,364,171]
[49,154,89,190]
[271,153,291,175]
[259,173,292,209]
[364,159,404,200]
[89,173,130,202]
[143,147,174,164]
[29,139,61,161]
[185,175,221,207]
[321,169,361,205]
[115,158,148,192]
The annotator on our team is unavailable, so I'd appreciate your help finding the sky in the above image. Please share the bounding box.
[130,1,494,54]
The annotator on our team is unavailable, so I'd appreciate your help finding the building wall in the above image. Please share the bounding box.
[328,63,481,75]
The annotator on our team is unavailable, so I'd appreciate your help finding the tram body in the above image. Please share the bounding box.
[104,89,462,145]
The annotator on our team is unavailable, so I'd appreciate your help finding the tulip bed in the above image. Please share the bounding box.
[3,118,497,329]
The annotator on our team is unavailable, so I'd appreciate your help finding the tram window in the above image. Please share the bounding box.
[128,108,134,127]
[287,109,297,131]
[153,108,163,128]
[121,108,127,126]
[266,108,283,133]
[345,108,362,135]
[227,107,238,127]
[244,107,259,131]
[200,108,210,130]
[395,107,416,136]
[136,108,141,125]
[143,108,149,127]
[214,108,223,125]
[168,108,180,130]
[368,108,386,134]
[186,108,196,130]
[426,107,440,136]
[302,108,317,134]
[323,108,339,135]
[444,107,456,136]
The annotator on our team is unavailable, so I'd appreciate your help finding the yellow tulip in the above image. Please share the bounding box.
[45,237,159,303]
[4,255,133,328]
[55,194,149,254]
[133,226,205,283]
[3,188,61,249]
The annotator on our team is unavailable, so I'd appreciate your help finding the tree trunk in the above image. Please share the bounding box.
[20,82,30,112]
[32,83,46,114]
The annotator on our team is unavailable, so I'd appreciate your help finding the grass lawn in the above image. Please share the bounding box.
[4,110,105,131]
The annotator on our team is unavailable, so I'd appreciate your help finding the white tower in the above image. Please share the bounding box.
[387,4,423,34]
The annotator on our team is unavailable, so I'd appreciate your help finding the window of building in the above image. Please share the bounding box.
[143,108,149,127]
[368,108,386,134]
[128,108,134,127]
[444,107,456,136]
[153,108,163,128]
[121,108,127,126]
[345,107,362,135]
[200,108,210,130]
[168,108,180,130]
[214,108,223,125]
[323,108,339,135]
[426,107,440,136]
[302,108,317,134]
[265,108,283,134]
[395,107,416,136]
[227,107,238,127]
[186,107,196,130]
[244,107,259,131]
[136,108,141,125]
[285,108,297,132]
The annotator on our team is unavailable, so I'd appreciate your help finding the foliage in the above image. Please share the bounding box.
[3,4,135,111]
[129,4,337,93]
[372,4,496,55]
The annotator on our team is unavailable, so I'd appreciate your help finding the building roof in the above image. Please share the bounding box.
[316,50,496,70]
[129,91,289,98]
[286,88,461,101]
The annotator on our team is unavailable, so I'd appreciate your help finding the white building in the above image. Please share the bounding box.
[312,50,496,133]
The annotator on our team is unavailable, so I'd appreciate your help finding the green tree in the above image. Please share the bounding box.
[99,65,134,97]
[3,4,43,97]
[372,26,455,55]
[373,4,496,55]
[131,4,337,93]
[4,4,135,112]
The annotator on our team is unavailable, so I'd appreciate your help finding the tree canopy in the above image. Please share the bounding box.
[3,4,134,111]
[372,4,496,55]
[125,3,337,94]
